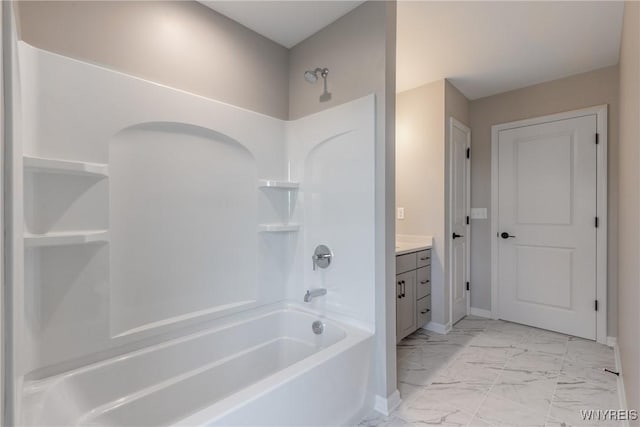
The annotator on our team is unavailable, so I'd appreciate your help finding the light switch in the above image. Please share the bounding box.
[397,207,405,220]
[471,208,487,219]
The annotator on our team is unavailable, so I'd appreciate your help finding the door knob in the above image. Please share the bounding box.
[500,232,516,239]
[452,233,463,239]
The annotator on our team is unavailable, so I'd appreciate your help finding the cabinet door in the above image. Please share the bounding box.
[396,271,417,342]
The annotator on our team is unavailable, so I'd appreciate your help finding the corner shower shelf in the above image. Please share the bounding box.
[258,179,299,189]
[24,156,109,178]
[24,230,110,247]
[258,223,300,233]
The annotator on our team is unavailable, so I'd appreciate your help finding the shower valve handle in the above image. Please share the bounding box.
[312,245,332,271]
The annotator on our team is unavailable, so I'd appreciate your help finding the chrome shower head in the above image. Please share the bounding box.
[304,70,318,83]
[304,67,329,84]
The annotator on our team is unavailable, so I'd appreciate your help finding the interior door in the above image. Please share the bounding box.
[450,118,470,325]
[497,114,597,339]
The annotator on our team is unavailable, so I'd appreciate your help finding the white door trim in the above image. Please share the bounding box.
[0,3,5,424]
[490,105,608,344]
[448,117,471,325]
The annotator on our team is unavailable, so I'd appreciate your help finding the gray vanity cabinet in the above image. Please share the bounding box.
[396,249,432,342]
[396,271,416,340]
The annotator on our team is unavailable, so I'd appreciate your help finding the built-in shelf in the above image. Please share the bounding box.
[24,230,110,247]
[258,224,300,233]
[258,179,299,189]
[24,156,109,178]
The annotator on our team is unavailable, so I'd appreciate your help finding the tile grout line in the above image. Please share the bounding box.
[489,332,570,425]
[469,326,566,426]
[543,336,570,425]
[464,321,510,426]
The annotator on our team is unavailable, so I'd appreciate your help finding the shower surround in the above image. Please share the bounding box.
[9,43,376,425]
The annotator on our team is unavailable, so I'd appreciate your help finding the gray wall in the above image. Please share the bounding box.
[395,80,469,328]
[445,80,469,126]
[468,66,619,336]
[396,81,444,236]
[617,0,640,414]
[16,1,289,119]
[396,81,446,325]
[289,0,399,400]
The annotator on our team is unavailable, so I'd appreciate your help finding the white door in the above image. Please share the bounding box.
[497,115,597,339]
[450,118,470,325]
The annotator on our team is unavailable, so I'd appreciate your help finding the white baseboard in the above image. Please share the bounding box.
[373,389,401,416]
[469,307,492,319]
[423,321,451,335]
[611,339,628,421]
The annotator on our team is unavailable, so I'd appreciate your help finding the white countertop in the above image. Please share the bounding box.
[395,234,433,255]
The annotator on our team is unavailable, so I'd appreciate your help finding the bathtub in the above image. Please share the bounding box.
[21,304,374,426]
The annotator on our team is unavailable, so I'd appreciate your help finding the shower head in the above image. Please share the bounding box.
[304,70,318,83]
[304,67,329,84]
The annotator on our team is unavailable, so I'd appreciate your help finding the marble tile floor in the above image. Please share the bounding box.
[359,316,621,427]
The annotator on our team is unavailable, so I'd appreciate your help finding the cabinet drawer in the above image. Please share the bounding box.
[396,252,417,274]
[416,295,431,327]
[416,266,431,299]
[417,249,432,268]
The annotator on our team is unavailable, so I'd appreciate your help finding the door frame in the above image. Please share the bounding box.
[448,117,471,325]
[490,105,608,344]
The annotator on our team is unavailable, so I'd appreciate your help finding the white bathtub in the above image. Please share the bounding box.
[21,304,374,426]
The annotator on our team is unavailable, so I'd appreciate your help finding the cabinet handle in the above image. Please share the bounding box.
[397,281,402,298]
[401,280,406,298]
[420,280,430,284]
[420,256,430,261]
[420,309,430,314]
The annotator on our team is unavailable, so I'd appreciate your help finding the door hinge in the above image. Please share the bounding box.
[595,217,599,228]
[595,300,599,311]
[466,282,470,291]
[466,215,470,225]
[595,133,600,145]
[466,148,470,159]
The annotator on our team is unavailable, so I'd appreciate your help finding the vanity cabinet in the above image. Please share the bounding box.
[396,271,416,340]
[396,248,432,342]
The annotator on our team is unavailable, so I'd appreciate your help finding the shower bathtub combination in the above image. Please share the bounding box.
[7,41,377,426]
[22,305,373,426]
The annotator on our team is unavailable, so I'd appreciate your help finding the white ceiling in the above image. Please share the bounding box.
[199,1,365,48]
[397,1,625,99]
[199,1,624,100]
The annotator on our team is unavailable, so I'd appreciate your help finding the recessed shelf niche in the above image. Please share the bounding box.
[23,155,109,236]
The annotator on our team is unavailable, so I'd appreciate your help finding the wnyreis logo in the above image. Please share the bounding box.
[580,409,639,421]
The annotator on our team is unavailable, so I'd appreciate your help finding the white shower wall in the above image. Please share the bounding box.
[13,42,376,382]
[287,99,376,328]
